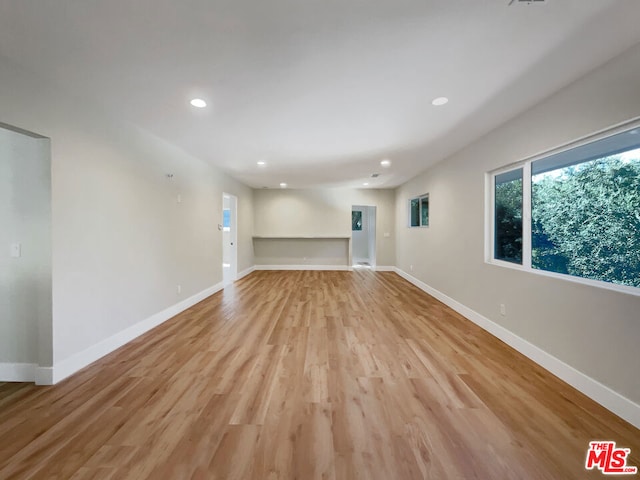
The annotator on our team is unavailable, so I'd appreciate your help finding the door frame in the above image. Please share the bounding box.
[222,193,238,286]
[351,204,376,268]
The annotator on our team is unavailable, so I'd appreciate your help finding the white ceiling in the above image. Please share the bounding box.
[1,1,640,189]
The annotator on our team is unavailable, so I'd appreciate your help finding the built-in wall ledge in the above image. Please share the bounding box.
[252,235,351,239]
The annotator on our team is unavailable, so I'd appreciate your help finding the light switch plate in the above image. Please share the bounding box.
[11,243,21,258]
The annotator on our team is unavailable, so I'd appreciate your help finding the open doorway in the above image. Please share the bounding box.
[222,193,238,287]
[351,205,376,268]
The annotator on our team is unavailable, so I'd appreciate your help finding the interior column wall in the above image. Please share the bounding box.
[0,127,52,369]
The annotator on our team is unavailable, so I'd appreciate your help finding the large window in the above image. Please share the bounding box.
[409,194,429,227]
[490,125,640,292]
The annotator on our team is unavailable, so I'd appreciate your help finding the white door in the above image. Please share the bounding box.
[222,193,238,286]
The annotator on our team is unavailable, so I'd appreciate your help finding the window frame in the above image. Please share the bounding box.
[493,167,525,265]
[352,210,363,231]
[408,193,429,228]
[486,118,640,297]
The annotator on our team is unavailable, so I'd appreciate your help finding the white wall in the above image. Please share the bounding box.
[0,127,52,371]
[0,55,253,381]
[395,43,640,407]
[234,191,255,276]
[253,188,395,267]
[254,238,350,266]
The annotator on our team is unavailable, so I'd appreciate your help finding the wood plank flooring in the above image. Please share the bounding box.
[0,270,638,479]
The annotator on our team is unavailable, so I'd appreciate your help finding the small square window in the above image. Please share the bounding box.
[409,194,429,228]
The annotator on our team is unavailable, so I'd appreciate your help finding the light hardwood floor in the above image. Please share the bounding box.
[0,271,638,479]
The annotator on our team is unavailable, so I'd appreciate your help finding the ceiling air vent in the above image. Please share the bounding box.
[508,0,545,5]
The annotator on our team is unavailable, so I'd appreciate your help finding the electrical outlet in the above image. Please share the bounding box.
[177,284,182,295]
[500,304,506,316]
[410,264,414,271]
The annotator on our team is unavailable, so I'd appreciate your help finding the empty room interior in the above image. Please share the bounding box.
[1,1,640,479]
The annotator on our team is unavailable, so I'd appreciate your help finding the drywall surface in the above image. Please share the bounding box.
[253,188,395,267]
[0,127,52,366]
[254,238,350,266]
[0,56,253,367]
[395,43,640,403]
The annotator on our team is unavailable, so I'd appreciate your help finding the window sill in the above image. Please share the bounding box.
[486,259,640,297]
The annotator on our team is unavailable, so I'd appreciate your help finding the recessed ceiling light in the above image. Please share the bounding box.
[363,182,369,186]
[380,159,391,167]
[431,97,449,106]
[190,98,207,108]
[257,161,266,166]
[280,182,287,188]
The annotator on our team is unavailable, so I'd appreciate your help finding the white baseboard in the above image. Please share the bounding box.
[254,265,350,271]
[42,282,224,386]
[35,367,53,385]
[0,362,37,382]
[393,267,640,430]
[374,266,396,272]
[237,266,256,280]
